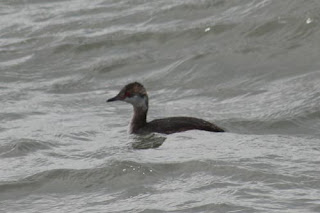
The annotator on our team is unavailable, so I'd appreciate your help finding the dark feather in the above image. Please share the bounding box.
[136,117,225,134]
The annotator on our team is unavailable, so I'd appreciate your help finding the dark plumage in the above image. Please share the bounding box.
[107,82,224,134]
[138,117,224,134]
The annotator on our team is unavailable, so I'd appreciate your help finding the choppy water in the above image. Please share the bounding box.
[1,0,320,212]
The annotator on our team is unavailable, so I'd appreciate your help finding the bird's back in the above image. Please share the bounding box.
[137,116,224,134]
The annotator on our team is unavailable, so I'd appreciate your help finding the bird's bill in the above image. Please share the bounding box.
[106,93,124,102]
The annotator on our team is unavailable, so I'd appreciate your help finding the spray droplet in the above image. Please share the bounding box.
[306,18,312,24]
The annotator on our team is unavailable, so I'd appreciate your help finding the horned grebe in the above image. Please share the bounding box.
[107,82,225,134]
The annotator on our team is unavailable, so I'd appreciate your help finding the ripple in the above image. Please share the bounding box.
[0,54,33,68]
[0,138,55,158]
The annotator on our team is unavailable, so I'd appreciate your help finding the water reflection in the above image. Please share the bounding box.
[131,134,166,149]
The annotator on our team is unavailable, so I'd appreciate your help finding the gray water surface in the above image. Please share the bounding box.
[1,0,320,212]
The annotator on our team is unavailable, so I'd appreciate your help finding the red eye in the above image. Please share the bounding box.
[125,92,131,97]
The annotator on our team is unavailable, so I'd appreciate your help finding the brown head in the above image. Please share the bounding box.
[107,82,149,110]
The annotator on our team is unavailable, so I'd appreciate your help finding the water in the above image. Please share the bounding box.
[1,0,320,212]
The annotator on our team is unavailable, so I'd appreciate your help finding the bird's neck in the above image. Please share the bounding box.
[130,106,148,133]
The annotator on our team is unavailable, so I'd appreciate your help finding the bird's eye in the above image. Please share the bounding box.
[125,92,132,97]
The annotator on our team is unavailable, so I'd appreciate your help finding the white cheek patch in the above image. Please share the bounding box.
[124,95,148,110]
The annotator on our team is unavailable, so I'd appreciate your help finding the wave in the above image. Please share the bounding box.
[1,157,317,198]
[0,139,55,158]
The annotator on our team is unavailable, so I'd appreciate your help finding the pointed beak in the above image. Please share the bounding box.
[106,94,122,102]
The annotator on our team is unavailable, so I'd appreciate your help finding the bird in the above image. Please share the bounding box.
[107,82,225,134]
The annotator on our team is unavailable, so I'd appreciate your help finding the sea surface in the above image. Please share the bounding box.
[1,0,320,212]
